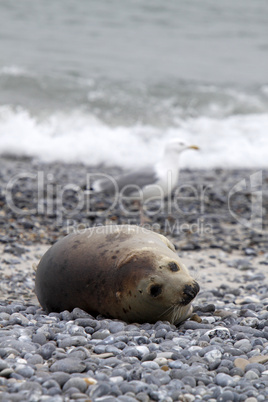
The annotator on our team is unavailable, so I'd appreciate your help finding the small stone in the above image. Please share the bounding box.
[245,363,265,373]
[141,361,159,370]
[249,354,268,364]
[51,372,71,387]
[92,352,114,359]
[50,358,86,374]
[89,382,112,399]
[204,349,222,363]
[135,346,150,358]
[153,357,167,366]
[178,393,195,402]
[190,313,202,323]
[182,321,213,330]
[215,373,235,387]
[0,339,37,355]
[32,333,47,345]
[84,377,97,386]
[58,336,87,348]
[62,377,89,393]
[110,376,124,384]
[155,329,167,338]
[136,392,150,402]
[40,343,57,360]
[234,339,252,353]
[244,370,259,380]
[72,308,92,319]
[141,352,157,362]
[92,329,111,340]
[205,327,230,339]
[182,376,196,387]
[217,390,235,402]
[0,368,14,377]
[43,379,61,390]
[244,248,257,256]
[14,364,35,378]
[64,386,81,397]
[161,365,169,372]
[108,321,125,333]
[9,313,29,326]
[234,357,250,371]
[0,360,9,371]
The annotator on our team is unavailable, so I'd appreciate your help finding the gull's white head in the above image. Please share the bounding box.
[164,139,199,155]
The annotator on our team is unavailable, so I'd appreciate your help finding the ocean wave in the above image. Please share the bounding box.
[0,65,32,77]
[0,105,268,169]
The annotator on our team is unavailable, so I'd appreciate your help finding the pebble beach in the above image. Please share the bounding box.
[1,0,268,400]
[0,157,268,401]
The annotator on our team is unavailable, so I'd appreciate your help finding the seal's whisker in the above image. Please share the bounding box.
[157,305,174,320]
[158,303,181,321]
[171,305,184,324]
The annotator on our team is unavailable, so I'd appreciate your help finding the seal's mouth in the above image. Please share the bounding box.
[158,280,200,324]
[181,281,200,306]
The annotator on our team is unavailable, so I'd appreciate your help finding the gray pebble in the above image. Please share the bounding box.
[62,376,89,393]
[245,370,260,380]
[182,375,196,387]
[46,386,62,396]
[58,335,87,348]
[64,386,81,396]
[245,363,266,373]
[141,361,159,370]
[108,321,125,333]
[204,349,222,362]
[234,339,252,353]
[0,359,9,371]
[89,382,113,399]
[51,371,71,387]
[217,390,235,402]
[14,364,35,378]
[42,379,61,389]
[215,373,235,387]
[32,332,47,345]
[50,358,86,373]
[0,339,37,354]
[92,329,111,340]
[40,342,56,359]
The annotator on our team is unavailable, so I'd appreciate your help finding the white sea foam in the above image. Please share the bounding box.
[0,105,268,169]
[0,65,31,77]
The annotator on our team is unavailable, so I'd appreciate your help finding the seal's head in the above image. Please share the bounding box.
[113,249,199,325]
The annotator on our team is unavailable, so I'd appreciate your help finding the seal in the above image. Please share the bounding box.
[35,225,199,324]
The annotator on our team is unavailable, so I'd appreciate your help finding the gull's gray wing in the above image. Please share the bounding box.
[93,166,159,195]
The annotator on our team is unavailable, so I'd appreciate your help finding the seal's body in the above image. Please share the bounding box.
[35,225,199,324]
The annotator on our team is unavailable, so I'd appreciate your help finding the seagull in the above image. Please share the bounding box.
[92,138,199,220]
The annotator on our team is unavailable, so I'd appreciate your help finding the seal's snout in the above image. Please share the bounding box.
[182,281,200,305]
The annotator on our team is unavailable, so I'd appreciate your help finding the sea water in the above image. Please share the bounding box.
[0,0,267,168]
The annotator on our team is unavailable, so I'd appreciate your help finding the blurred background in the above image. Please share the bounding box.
[0,0,267,168]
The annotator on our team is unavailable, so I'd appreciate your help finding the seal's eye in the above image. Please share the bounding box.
[150,284,162,297]
[168,262,179,272]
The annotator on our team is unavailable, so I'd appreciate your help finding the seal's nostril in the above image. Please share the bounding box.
[182,282,200,304]
[183,285,194,298]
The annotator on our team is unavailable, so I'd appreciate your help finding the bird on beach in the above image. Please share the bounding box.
[93,139,199,207]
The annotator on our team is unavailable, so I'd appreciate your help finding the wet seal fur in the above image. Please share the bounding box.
[35,225,199,324]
